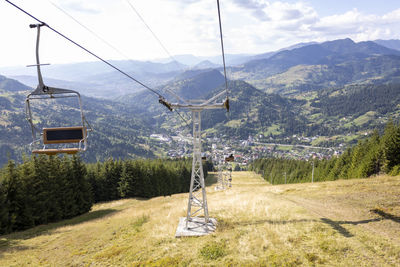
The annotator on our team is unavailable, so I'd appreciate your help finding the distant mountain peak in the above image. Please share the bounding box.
[157,68,226,101]
[319,38,356,53]
[0,74,31,92]
[192,60,220,70]
[373,39,400,51]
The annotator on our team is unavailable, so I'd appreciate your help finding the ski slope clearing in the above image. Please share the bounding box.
[0,172,399,266]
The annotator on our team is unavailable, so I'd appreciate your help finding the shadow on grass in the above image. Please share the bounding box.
[320,211,399,238]
[236,216,393,239]
[371,209,400,223]
[205,173,218,187]
[0,238,30,258]
[320,218,354,238]
[237,218,319,226]
[0,208,118,258]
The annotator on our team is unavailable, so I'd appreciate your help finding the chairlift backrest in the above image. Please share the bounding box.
[43,127,86,144]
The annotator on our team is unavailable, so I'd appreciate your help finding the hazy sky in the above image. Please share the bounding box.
[1,0,400,67]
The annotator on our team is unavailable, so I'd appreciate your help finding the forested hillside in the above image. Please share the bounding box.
[312,83,400,117]
[230,38,400,94]
[0,156,91,234]
[250,120,400,184]
[2,38,400,166]
[0,156,209,234]
[0,75,160,166]
[3,72,400,166]
[201,80,307,138]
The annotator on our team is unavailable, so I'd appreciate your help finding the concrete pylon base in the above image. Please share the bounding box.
[175,217,217,237]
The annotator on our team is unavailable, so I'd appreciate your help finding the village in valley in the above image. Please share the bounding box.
[150,132,344,168]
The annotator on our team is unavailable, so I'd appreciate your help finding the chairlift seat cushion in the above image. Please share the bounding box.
[32,148,80,155]
[43,127,85,144]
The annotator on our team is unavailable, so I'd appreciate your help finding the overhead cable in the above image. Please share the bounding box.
[216,0,229,99]
[124,0,191,99]
[48,0,191,129]
[125,0,180,66]
[5,0,163,99]
[125,0,193,130]
[49,0,132,61]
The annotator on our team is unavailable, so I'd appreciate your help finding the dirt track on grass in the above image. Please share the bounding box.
[273,176,400,244]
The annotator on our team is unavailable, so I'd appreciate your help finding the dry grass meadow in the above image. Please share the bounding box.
[0,171,399,266]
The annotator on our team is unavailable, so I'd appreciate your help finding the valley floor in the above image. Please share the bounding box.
[0,172,399,266]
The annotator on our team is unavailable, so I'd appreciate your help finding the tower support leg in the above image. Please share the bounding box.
[186,110,209,226]
[175,109,216,237]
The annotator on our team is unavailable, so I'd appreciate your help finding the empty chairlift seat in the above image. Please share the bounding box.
[26,23,91,155]
[225,154,234,162]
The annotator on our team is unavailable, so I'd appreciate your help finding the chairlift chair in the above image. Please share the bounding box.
[225,154,234,162]
[26,23,92,155]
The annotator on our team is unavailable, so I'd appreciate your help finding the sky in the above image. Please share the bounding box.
[0,0,400,67]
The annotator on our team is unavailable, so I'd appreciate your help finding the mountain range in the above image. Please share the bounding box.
[230,38,400,94]
[2,37,400,166]
[1,38,399,99]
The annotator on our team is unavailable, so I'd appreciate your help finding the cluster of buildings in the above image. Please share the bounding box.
[151,132,344,166]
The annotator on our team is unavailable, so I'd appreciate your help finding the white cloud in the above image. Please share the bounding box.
[61,1,101,14]
[1,1,400,68]
[231,0,270,21]
[310,8,400,41]
[225,2,400,54]
[382,8,400,23]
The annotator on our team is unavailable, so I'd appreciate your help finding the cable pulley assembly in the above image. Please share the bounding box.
[224,98,229,112]
[159,97,173,112]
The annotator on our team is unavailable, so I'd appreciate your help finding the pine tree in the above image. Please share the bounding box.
[16,157,35,229]
[382,120,400,173]
[119,160,138,198]
[45,156,62,222]
[86,162,105,203]
[102,159,122,201]
[0,174,9,234]
[59,156,78,218]
[359,130,382,177]
[71,156,92,215]
[31,155,51,225]
[3,160,25,231]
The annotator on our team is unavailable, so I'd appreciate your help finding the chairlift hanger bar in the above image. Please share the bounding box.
[217,0,229,103]
[5,0,165,101]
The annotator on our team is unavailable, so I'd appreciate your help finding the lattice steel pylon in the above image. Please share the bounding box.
[171,99,228,237]
[171,0,229,236]
[216,166,225,190]
[225,166,232,188]
[187,110,209,225]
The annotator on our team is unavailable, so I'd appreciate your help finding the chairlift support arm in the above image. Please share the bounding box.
[30,23,46,92]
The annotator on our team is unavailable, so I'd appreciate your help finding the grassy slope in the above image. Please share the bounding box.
[0,172,399,266]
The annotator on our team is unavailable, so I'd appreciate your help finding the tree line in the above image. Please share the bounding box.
[250,120,400,184]
[0,156,210,235]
